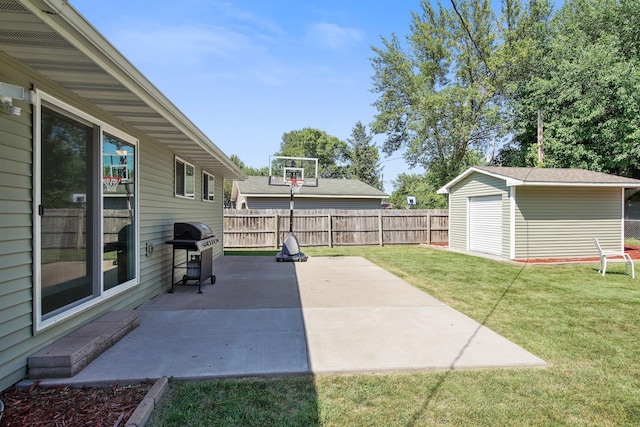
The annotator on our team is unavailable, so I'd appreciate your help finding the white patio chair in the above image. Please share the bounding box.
[593,238,635,278]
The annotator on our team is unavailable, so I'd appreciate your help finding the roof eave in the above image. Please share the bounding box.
[243,194,387,199]
[515,182,640,188]
[19,0,245,180]
[437,166,521,193]
[437,166,640,192]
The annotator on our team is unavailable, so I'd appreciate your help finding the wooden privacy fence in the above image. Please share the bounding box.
[41,209,130,250]
[223,209,448,248]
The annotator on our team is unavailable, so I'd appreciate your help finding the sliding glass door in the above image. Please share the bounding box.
[36,93,139,328]
[39,106,94,316]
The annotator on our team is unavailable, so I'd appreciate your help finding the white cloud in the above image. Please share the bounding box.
[215,2,287,37]
[113,25,246,62]
[107,19,293,87]
[306,22,364,50]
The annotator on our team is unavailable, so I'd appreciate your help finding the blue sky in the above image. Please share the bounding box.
[70,0,562,193]
[69,0,426,193]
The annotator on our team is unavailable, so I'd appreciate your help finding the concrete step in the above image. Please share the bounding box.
[28,311,140,379]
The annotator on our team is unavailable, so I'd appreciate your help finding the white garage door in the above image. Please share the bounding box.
[469,195,503,256]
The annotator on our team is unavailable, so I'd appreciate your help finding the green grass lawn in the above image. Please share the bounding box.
[626,237,640,247]
[149,246,640,426]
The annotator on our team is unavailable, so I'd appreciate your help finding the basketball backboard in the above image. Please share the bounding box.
[268,156,319,187]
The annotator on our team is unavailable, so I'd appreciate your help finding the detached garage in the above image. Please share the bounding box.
[438,167,640,261]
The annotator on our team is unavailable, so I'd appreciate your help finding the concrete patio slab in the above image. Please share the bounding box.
[34,256,545,386]
[296,256,445,308]
[295,257,544,372]
[57,309,308,384]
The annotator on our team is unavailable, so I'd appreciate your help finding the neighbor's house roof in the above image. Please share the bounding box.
[0,0,245,180]
[232,176,389,200]
[438,166,640,194]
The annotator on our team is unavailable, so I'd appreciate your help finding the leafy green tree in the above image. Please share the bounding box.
[502,0,640,177]
[345,121,383,190]
[371,0,551,188]
[224,154,269,207]
[389,173,447,209]
[41,111,89,208]
[229,154,269,176]
[277,128,348,178]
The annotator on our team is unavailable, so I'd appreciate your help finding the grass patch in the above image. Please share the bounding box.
[41,249,86,264]
[151,376,319,426]
[626,237,640,247]
[149,246,640,426]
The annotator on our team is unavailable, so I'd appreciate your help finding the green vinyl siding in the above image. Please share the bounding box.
[0,54,36,391]
[514,187,623,259]
[448,172,509,257]
[129,132,225,304]
[0,52,226,391]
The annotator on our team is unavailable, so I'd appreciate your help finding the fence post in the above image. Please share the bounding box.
[426,212,431,245]
[378,212,384,246]
[76,210,84,250]
[274,213,280,248]
[328,213,333,248]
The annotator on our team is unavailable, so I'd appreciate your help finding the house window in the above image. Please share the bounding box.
[102,133,137,291]
[175,156,195,198]
[35,91,139,331]
[203,171,215,202]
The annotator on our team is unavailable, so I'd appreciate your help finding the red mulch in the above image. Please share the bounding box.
[426,243,640,263]
[0,381,152,427]
[626,246,640,259]
[515,246,640,264]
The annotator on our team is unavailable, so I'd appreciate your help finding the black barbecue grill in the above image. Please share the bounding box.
[166,222,219,293]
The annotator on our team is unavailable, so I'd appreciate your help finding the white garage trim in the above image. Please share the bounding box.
[468,195,503,256]
[510,187,516,259]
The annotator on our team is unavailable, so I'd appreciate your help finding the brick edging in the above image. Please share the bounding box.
[125,377,168,427]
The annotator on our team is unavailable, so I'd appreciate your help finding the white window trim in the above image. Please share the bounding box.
[33,89,140,333]
[175,156,195,199]
[202,170,215,202]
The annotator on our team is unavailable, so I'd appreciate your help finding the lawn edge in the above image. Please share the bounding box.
[125,377,168,427]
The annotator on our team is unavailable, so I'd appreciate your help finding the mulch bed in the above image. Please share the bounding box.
[0,380,152,427]
[517,245,640,264]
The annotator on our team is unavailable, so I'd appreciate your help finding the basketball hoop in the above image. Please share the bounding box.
[287,178,304,193]
[103,176,121,192]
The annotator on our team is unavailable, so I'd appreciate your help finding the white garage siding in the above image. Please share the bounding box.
[469,196,503,256]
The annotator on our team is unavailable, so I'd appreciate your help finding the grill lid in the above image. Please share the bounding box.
[174,222,213,240]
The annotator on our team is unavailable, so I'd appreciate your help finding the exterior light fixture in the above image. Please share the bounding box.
[0,81,25,116]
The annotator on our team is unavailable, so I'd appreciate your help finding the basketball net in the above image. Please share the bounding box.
[103,176,121,192]
[287,178,304,194]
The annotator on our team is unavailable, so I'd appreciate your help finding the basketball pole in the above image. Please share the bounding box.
[288,160,295,233]
[288,162,295,233]
[289,184,294,233]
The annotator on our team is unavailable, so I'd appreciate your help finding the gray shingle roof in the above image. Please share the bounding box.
[439,166,640,193]
[235,176,389,198]
[477,166,640,184]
